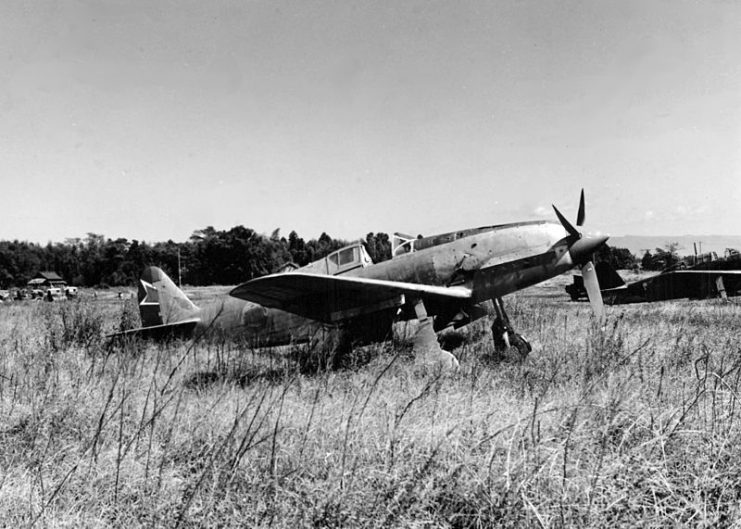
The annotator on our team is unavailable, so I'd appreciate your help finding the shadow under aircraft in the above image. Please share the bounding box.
[115,191,608,368]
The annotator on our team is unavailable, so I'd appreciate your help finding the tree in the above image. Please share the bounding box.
[653,242,680,270]
[595,244,636,270]
[640,243,680,271]
[365,232,392,263]
[304,232,346,263]
[663,242,681,268]
[288,230,308,265]
[641,250,656,271]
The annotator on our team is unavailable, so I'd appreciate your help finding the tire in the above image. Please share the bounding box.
[509,333,532,361]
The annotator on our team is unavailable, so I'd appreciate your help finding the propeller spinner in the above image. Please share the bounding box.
[553,190,608,321]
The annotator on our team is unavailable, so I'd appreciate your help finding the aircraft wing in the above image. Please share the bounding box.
[230,273,472,323]
[615,270,741,303]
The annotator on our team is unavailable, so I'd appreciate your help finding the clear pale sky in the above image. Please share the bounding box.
[1,0,739,243]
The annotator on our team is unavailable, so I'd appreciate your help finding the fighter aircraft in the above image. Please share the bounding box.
[566,260,741,304]
[116,191,608,368]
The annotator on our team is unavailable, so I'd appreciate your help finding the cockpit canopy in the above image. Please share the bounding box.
[391,222,552,257]
[392,232,417,257]
[297,241,374,276]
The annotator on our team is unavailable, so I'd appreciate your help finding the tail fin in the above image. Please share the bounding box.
[595,262,626,290]
[138,266,200,326]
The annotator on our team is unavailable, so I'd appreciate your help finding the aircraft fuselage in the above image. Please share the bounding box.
[347,221,574,298]
[195,220,580,345]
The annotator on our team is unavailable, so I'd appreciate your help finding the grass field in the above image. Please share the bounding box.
[1,279,741,527]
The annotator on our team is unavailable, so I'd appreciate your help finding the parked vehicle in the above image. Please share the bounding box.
[65,286,79,298]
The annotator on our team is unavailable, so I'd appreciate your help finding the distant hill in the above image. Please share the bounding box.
[609,235,741,257]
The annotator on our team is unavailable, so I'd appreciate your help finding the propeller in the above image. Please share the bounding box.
[553,190,608,321]
[580,261,604,319]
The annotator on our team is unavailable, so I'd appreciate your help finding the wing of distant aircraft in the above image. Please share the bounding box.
[229,272,473,324]
[567,264,741,304]
[614,270,741,303]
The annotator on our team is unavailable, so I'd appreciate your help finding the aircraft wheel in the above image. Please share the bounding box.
[491,318,531,362]
[508,332,532,361]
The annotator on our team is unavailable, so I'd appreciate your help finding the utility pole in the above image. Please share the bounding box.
[177,247,182,288]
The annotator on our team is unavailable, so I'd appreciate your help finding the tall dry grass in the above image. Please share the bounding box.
[0,292,740,527]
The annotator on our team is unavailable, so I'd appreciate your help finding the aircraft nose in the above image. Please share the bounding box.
[569,234,609,263]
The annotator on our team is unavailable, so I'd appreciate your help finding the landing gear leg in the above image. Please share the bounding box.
[412,299,459,370]
[491,297,531,361]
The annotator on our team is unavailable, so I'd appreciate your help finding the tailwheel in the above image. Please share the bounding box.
[490,298,531,362]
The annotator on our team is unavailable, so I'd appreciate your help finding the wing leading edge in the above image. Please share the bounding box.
[229,273,472,323]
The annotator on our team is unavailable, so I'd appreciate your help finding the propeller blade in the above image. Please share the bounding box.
[576,189,585,227]
[552,205,580,238]
[581,260,605,321]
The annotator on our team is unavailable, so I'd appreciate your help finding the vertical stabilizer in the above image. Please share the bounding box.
[138,267,200,327]
[595,262,627,290]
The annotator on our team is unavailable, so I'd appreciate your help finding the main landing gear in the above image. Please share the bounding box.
[412,299,459,370]
[491,297,531,361]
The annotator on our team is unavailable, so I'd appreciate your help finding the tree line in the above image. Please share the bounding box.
[0,226,638,289]
[639,243,685,271]
[0,228,392,289]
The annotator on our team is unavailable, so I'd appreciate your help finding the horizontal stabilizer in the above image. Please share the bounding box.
[109,319,200,341]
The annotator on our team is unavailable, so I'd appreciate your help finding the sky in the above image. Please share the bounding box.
[1,0,739,244]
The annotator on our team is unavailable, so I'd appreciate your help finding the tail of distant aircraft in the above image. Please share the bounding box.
[566,262,626,301]
[595,262,626,290]
[111,266,202,340]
